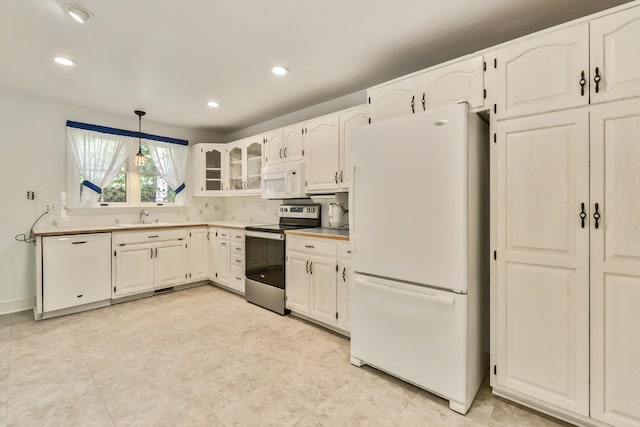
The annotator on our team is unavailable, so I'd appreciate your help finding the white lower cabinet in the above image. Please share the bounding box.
[210,227,245,294]
[188,227,208,281]
[286,235,350,333]
[337,241,352,331]
[494,98,640,426]
[113,229,187,298]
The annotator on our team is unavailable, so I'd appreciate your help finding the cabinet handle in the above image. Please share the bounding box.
[340,170,344,183]
[235,259,241,263]
[347,250,352,254]
[422,92,426,110]
[579,203,587,228]
[155,248,158,258]
[236,276,242,280]
[310,262,313,275]
[593,203,601,229]
[304,244,315,249]
[579,71,587,96]
[305,260,309,273]
[236,247,241,251]
[284,147,287,158]
[279,148,283,159]
[334,172,338,184]
[594,67,602,93]
[148,235,159,238]
[150,248,153,258]
[71,241,87,245]
[342,267,346,282]
[411,95,415,113]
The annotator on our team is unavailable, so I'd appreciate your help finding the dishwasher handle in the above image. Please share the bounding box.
[71,241,88,245]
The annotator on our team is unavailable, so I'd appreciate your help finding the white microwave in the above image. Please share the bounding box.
[262,162,307,199]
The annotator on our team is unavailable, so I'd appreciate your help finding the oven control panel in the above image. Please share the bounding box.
[279,204,320,219]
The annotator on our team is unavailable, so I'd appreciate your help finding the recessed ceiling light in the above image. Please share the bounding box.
[65,5,91,24]
[272,66,289,76]
[207,101,219,108]
[54,56,77,66]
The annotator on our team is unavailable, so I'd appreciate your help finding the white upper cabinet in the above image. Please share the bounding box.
[338,105,368,190]
[226,137,263,195]
[264,129,284,166]
[283,125,305,163]
[590,7,640,104]
[368,77,418,123]
[494,23,589,120]
[191,143,226,196]
[264,126,302,166]
[368,56,486,123]
[304,113,340,192]
[417,55,485,111]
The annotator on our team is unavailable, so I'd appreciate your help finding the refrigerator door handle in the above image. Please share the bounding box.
[354,276,455,305]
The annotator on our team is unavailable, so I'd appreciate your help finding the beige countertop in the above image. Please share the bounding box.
[33,220,264,236]
[285,227,350,241]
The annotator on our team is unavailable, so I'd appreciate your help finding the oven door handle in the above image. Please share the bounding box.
[245,230,285,240]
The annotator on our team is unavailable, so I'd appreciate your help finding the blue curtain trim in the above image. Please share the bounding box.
[82,180,102,194]
[66,120,188,146]
[175,183,186,195]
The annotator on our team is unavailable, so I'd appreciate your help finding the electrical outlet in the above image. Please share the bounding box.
[44,203,53,213]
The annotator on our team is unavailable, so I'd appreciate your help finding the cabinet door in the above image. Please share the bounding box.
[495,23,589,120]
[114,243,154,297]
[337,253,352,331]
[309,255,338,325]
[285,252,310,313]
[590,7,640,105]
[217,240,231,284]
[264,129,283,166]
[203,145,225,194]
[305,114,340,192]
[227,145,244,192]
[417,55,485,111]
[189,228,208,281]
[208,229,218,280]
[368,77,418,123]
[283,124,304,163]
[190,145,205,196]
[339,105,368,190]
[590,99,640,427]
[154,241,186,289]
[495,109,589,416]
[245,139,263,193]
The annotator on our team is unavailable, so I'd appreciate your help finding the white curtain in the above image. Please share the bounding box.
[67,127,134,206]
[145,140,189,204]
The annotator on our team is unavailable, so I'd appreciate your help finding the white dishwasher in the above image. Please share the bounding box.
[43,233,112,313]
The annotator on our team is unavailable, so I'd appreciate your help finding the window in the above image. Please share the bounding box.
[67,120,188,208]
[139,144,176,204]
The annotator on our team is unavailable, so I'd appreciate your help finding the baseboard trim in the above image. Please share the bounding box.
[0,297,35,316]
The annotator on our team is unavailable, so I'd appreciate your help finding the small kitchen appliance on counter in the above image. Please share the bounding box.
[244,204,321,314]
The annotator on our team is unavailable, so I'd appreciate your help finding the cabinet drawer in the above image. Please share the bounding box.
[217,228,231,241]
[231,230,245,242]
[231,242,245,255]
[230,266,245,293]
[232,254,245,268]
[114,229,187,245]
[287,236,337,257]
[339,241,353,260]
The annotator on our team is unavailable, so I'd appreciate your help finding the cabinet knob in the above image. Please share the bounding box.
[579,71,586,96]
[593,203,601,229]
[594,67,602,93]
[422,92,426,111]
[411,95,415,114]
[334,172,338,184]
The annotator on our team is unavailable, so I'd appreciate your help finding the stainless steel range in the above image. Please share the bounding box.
[245,204,321,315]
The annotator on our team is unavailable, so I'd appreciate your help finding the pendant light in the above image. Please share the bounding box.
[134,110,146,167]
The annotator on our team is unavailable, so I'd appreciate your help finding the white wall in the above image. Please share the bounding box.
[0,85,221,314]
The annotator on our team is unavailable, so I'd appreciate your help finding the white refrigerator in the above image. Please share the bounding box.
[349,103,489,414]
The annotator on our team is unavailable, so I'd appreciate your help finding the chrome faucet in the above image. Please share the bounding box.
[139,209,149,224]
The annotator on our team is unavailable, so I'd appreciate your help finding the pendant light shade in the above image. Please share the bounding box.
[134,110,146,167]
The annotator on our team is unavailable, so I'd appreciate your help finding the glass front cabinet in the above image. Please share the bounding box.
[226,136,263,195]
[191,143,226,196]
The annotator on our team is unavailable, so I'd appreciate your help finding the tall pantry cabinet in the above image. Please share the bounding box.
[492,4,640,426]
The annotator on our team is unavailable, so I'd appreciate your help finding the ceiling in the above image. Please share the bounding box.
[0,0,632,134]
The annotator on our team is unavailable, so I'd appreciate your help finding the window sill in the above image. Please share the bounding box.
[66,205,188,216]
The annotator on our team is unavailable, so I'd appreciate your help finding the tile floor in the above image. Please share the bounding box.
[0,285,571,426]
